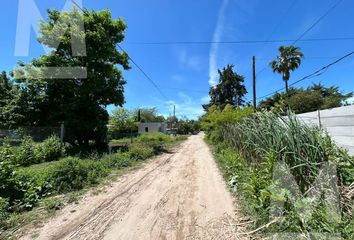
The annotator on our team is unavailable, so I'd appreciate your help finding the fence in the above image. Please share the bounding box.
[0,126,63,143]
[296,105,354,156]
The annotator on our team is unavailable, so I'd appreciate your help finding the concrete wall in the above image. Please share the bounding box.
[296,105,354,156]
[138,122,167,134]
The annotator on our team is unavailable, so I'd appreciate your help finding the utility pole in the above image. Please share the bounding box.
[173,105,176,120]
[252,56,257,113]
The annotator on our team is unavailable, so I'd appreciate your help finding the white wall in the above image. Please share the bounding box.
[138,122,167,134]
[296,105,354,156]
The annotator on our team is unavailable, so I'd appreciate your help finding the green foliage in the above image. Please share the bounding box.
[0,131,187,232]
[1,136,65,167]
[288,90,323,113]
[103,153,133,169]
[258,84,353,114]
[14,9,130,148]
[0,142,16,189]
[109,108,138,133]
[204,64,247,110]
[177,119,201,135]
[47,157,108,193]
[35,136,65,163]
[128,145,154,161]
[0,197,9,224]
[201,104,253,141]
[270,45,304,93]
[14,168,52,211]
[209,111,353,238]
[134,108,165,123]
[223,111,350,192]
[13,137,37,167]
[0,71,24,128]
[135,132,174,145]
[42,197,64,212]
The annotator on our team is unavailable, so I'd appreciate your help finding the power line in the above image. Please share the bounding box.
[292,0,344,45]
[70,0,170,101]
[127,37,354,45]
[70,0,85,12]
[250,0,298,79]
[256,0,345,77]
[257,56,341,61]
[257,51,354,100]
[117,46,169,101]
[159,86,206,93]
[257,0,298,53]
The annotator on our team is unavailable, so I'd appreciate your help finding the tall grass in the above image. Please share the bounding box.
[209,111,353,238]
[222,111,352,192]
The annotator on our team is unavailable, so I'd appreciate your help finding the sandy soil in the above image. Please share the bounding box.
[20,133,249,240]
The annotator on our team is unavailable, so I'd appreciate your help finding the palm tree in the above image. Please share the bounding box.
[270,46,304,94]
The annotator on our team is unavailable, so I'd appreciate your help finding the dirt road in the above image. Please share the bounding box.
[21,133,248,240]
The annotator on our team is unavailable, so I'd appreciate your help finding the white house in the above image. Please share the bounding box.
[138,122,167,134]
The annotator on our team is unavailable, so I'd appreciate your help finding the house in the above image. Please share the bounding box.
[138,122,167,134]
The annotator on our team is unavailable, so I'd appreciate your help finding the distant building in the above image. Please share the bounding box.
[138,122,167,134]
[166,122,179,135]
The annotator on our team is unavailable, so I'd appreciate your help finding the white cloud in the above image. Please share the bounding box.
[209,0,229,86]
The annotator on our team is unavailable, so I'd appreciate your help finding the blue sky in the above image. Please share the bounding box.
[1,0,354,119]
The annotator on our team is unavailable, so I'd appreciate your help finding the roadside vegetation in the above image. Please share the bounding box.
[202,55,353,238]
[0,132,186,235]
[203,108,353,238]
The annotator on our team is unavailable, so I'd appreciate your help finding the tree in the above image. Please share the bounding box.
[204,64,247,110]
[310,83,352,109]
[258,84,353,114]
[270,46,304,94]
[0,72,23,128]
[109,108,137,132]
[201,104,253,141]
[288,90,323,114]
[14,9,130,148]
[134,108,165,123]
[176,116,201,135]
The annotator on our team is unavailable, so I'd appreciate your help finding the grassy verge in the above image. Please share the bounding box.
[205,111,353,239]
[0,133,187,237]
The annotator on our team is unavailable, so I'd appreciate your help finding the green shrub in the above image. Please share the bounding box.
[14,168,52,211]
[103,153,133,169]
[0,146,16,189]
[0,197,9,224]
[35,136,65,163]
[135,132,172,144]
[0,148,19,207]
[47,157,108,193]
[128,144,154,160]
[42,197,64,212]
[13,137,37,167]
[1,136,65,167]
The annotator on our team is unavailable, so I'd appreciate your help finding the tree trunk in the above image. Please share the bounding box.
[285,80,289,94]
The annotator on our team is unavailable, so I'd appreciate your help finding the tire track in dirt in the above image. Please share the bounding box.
[20,133,248,240]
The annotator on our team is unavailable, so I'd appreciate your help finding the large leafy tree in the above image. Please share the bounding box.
[204,64,247,110]
[15,9,130,148]
[109,108,137,132]
[258,84,353,114]
[270,46,304,94]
